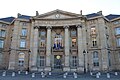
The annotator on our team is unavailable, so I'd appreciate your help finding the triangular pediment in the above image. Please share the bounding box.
[33,9,81,19]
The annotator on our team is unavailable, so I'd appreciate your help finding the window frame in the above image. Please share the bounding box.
[20,39,26,48]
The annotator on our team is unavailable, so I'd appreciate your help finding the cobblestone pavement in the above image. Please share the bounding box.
[0,70,120,80]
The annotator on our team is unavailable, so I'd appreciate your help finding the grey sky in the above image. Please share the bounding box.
[0,0,120,18]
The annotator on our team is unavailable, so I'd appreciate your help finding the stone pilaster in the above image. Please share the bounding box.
[31,26,39,71]
[45,26,52,71]
[98,18,109,71]
[8,20,19,70]
[76,25,84,72]
[63,25,70,71]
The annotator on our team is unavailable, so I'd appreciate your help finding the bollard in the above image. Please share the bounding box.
[74,73,77,78]
[90,72,93,76]
[65,72,68,75]
[107,73,110,78]
[25,71,28,75]
[41,74,45,78]
[115,72,118,76]
[2,71,6,76]
[48,72,51,75]
[96,73,99,78]
[41,72,44,75]
[12,72,15,77]
[63,74,66,78]
[32,73,35,78]
[18,71,21,74]
[98,72,101,76]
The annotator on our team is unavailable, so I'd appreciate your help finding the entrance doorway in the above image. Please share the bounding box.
[54,55,62,69]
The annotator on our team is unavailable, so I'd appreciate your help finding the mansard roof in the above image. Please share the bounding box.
[18,15,31,20]
[86,13,101,19]
[105,14,120,20]
[0,17,15,23]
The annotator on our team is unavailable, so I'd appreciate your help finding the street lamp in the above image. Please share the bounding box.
[83,50,86,73]
[27,49,31,72]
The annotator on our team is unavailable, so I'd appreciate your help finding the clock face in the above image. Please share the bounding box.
[55,14,60,18]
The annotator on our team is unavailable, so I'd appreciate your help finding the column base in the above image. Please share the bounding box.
[63,66,70,71]
[44,67,51,71]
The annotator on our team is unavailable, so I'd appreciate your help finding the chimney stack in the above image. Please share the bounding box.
[80,10,82,15]
[36,11,39,16]
[17,13,21,17]
[97,11,102,15]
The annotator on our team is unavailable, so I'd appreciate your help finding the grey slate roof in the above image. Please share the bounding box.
[0,17,15,23]
[18,15,31,20]
[86,13,101,18]
[105,14,120,20]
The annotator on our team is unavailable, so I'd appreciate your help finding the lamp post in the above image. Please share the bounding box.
[83,50,86,73]
[27,49,31,72]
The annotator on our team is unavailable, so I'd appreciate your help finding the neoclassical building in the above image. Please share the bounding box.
[0,9,120,72]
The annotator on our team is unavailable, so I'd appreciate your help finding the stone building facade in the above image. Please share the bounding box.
[0,9,120,72]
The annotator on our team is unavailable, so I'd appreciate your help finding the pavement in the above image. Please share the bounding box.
[0,70,120,80]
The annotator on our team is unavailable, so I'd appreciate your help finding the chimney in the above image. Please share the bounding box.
[80,10,82,15]
[17,13,21,17]
[36,11,39,16]
[97,11,102,15]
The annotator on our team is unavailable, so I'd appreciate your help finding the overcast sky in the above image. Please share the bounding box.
[0,0,120,18]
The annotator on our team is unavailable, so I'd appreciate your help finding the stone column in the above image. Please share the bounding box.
[77,25,84,72]
[63,26,70,71]
[31,26,39,71]
[45,26,52,71]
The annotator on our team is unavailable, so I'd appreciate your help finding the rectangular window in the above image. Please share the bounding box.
[40,56,45,67]
[116,38,120,47]
[0,30,6,37]
[71,56,77,68]
[93,52,99,67]
[92,37,97,47]
[20,39,26,48]
[91,27,96,34]
[115,27,120,35]
[72,38,76,47]
[21,28,27,36]
[0,40,4,48]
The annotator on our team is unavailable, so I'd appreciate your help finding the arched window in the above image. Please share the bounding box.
[18,52,25,66]
[0,52,2,64]
[93,51,99,67]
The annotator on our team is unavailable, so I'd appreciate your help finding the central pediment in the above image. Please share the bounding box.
[33,9,82,19]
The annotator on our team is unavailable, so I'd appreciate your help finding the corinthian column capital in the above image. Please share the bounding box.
[34,26,39,29]
[46,26,52,29]
[63,25,69,29]
[76,24,82,28]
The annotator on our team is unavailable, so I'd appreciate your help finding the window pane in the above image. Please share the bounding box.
[117,38,120,47]
[20,39,26,48]
[93,51,99,67]
[0,30,6,37]
[0,40,4,48]
[21,28,27,36]
[18,53,25,66]
[115,27,120,35]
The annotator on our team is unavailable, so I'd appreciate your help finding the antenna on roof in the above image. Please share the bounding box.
[36,11,39,16]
